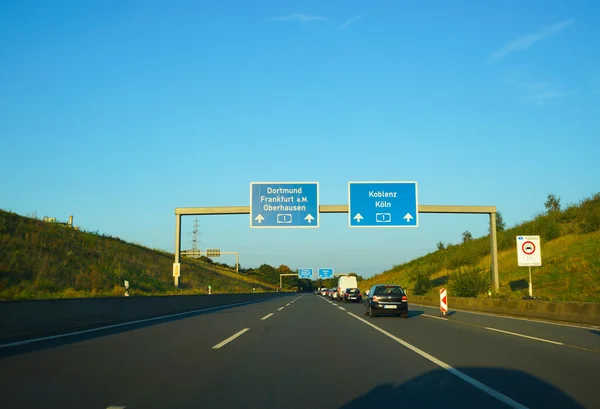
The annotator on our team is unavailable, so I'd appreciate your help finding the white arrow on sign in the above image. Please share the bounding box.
[255,214,265,224]
[403,213,414,222]
[353,213,364,222]
[304,214,315,223]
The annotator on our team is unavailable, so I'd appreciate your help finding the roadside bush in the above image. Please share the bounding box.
[542,218,561,241]
[449,267,488,298]
[580,209,600,234]
[412,272,432,295]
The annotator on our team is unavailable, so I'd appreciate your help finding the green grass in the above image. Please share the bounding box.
[0,210,278,300]
[359,193,600,302]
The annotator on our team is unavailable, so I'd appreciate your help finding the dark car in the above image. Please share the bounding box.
[364,284,408,318]
[342,288,362,303]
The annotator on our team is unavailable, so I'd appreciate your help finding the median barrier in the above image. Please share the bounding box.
[409,294,600,326]
[0,292,283,344]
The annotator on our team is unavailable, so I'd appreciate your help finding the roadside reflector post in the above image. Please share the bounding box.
[440,288,448,316]
[173,263,180,287]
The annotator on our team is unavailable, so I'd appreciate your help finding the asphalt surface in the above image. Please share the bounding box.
[1,294,599,409]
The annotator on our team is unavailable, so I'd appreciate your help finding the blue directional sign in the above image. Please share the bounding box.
[348,181,418,228]
[250,182,319,228]
[318,268,334,279]
[298,268,313,279]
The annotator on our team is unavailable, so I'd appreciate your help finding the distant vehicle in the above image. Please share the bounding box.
[329,288,336,299]
[329,288,337,299]
[342,288,362,303]
[337,276,358,300]
[322,288,329,296]
[364,284,408,318]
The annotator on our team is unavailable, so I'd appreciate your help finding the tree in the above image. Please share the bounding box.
[544,193,561,213]
[257,264,278,285]
[461,230,473,243]
[277,264,292,275]
[436,241,445,250]
[488,211,506,233]
[347,272,365,281]
[496,211,506,232]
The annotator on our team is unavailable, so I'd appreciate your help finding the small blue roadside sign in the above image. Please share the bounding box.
[250,182,319,228]
[348,181,418,228]
[318,268,334,279]
[298,268,313,279]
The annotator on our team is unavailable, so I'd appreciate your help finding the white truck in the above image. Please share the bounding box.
[337,275,358,300]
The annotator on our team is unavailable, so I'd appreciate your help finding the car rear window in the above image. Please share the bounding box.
[375,286,405,295]
[347,288,360,293]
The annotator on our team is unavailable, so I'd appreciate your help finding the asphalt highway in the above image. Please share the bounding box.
[1,294,599,409]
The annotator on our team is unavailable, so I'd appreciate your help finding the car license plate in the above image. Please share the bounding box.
[384,305,397,309]
[350,297,356,299]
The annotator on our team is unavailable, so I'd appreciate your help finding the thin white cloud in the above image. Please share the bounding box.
[489,19,574,62]
[267,13,328,23]
[338,15,362,29]
[506,78,571,104]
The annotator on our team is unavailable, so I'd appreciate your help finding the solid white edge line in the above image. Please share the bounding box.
[212,328,250,349]
[278,307,284,311]
[411,303,600,330]
[346,312,529,409]
[423,314,447,321]
[0,296,285,349]
[484,327,565,345]
[261,313,274,320]
[106,406,126,409]
[423,314,566,346]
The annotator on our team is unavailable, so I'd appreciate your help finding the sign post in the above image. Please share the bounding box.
[440,288,448,316]
[348,181,418,228]
[250,182,319,228]
[516,235,542,297]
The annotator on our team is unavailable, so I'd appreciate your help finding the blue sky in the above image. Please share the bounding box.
[1,0,599,278]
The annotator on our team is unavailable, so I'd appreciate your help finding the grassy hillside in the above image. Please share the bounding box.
[359,193,600,302]
[0,210,278,300]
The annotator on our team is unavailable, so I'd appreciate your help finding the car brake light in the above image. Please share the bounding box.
[402,295,407,301]
[372,296,379,301]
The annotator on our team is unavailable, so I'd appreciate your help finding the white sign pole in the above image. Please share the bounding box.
[529,266,533,297]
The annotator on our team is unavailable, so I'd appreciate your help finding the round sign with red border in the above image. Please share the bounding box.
[522,241,536,255]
